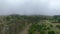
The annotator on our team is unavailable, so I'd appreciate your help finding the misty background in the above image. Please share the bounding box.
[0,0,60,16]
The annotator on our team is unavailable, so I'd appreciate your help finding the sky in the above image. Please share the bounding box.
[0,0,60,16]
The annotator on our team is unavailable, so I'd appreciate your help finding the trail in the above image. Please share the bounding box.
[20,23,32,34]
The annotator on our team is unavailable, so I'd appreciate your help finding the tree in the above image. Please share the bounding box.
[48,31,55,34]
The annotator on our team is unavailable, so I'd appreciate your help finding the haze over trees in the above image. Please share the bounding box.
[0,14,60,34]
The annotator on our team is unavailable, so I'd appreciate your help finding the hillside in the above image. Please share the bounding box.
[0,14,60,34]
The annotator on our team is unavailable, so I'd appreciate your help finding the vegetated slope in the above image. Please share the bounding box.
[0,14,41,34]
[20,23,32,34]
[0,14,60,34]
[28,20,60,34]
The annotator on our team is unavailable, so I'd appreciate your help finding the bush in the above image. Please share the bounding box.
[40,31,46,34]
[28,23,53,34]
[48,31,55,34]
[45,27,50,30]
[50,24,53,27]
[6,16,10,21]
[56,25,60,29]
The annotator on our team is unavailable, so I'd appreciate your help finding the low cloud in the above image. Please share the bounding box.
[0,0,60,16]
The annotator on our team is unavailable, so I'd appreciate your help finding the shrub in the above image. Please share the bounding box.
[40,31,46,34]
[50,24,53,27]
[56,25,60,29]
[6,16,10,21]
[48,31,55,34]
[47,27,50,30]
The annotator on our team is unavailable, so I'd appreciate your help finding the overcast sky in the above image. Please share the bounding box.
[0,0,60,16]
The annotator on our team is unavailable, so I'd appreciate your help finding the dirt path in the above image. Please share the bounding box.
[20,23,32,34]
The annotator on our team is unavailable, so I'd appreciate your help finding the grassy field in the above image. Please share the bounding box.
[0,14,60,34]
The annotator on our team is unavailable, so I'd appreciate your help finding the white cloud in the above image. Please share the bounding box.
[0,0,60,15]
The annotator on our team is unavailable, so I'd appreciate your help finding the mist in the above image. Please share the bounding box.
[0,0,60,16]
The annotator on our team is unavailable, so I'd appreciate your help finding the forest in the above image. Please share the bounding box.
[0,14,60,34]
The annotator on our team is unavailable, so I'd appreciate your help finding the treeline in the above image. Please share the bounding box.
[0,14,45,34]
[0,14,57,34]
[53,15,60,23]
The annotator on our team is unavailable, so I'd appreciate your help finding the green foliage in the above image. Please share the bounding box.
[54,15,60,23]
[1,14,42,34]
[0,14,60,34]
[48,31,55,34]
[28,22,53,34]
[56,25,60,29]
[46,27,51,30]
[50,24,53,27]
[58,19,60,23]
[40,30,46,34]
[6,16,10,21]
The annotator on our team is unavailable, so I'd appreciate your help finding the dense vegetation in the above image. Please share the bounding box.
[0,14,60,34]
[28,20,56,34]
